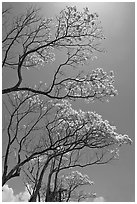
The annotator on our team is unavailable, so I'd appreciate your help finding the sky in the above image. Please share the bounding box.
[2,1,135,202]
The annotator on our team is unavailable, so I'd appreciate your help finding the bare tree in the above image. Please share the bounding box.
[2,4,132,202]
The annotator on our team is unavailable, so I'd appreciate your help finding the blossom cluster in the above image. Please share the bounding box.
[54,6,104,66]
[58,171,94,190]
[12,91,45,111]
[64,68,118,102]
[56,6,104,41]
[55,99,132,148]
[55,171,96,202]
[24,46,55,69]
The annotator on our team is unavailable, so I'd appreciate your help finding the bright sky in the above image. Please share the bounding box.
[2,1,135,202]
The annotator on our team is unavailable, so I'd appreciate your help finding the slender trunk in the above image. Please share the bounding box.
[2,175,7,186]
[29,159,50,202]
[29,193,38,202]
[59,190,62,202]
[45,173,53,202]
[38,192,40,202]
[45,159,55,202]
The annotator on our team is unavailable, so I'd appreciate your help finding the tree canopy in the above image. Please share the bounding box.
[2,4,132,202]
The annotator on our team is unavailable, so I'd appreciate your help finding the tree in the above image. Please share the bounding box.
[2,5,108,99]
[2,92,132,201]
[2,4,132,202]
[22,154,96,201]
[55,171,96,202]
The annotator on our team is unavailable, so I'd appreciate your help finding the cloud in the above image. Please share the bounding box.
[93,196,106,202]
[85,196,106,202]
[2,184,106,202]
[2,185,16,202]
[15,189,30,202]
[2,184,30,202]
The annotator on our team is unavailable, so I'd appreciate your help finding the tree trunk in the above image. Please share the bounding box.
[29,159,50,202]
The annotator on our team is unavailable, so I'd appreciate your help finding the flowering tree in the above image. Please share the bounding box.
[2,91,132,201]
[22,155,96,201]
[2,4,132,202]
[2,5,116,101]
[55,171,96,202]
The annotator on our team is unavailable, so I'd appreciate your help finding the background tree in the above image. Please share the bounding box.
[2,4,132,202]
[22,154,96,202]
